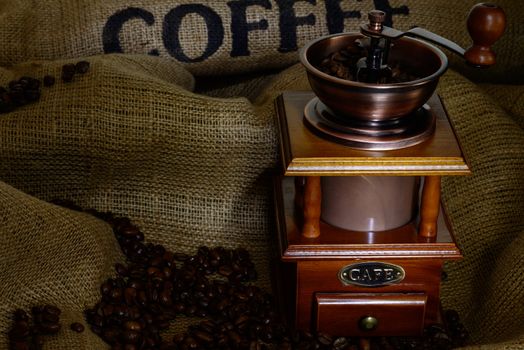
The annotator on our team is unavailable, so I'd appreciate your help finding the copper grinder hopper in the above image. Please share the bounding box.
[298,4,506,231]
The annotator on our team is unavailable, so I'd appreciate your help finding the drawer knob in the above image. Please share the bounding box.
[359,316,379,331]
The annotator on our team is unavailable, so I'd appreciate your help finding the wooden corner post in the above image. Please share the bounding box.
[302,176,321,238]
[418,176,441,238]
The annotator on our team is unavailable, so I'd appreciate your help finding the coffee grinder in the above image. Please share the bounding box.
[273,3,505,337]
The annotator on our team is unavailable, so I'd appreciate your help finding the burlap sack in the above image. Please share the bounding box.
[0,0,522,81]
[1,53,523,348]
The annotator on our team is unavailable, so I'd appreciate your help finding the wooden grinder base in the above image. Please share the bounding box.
[273,92,469,337]
[273,177,461,336]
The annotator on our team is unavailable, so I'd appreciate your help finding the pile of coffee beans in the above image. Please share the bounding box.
[7,199,469,349]
[7,306,87,350]
[8,306,62,349]
[317,42,420,84]
[0,60,90,115]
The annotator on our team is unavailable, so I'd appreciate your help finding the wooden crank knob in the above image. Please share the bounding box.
[464,3,506,67]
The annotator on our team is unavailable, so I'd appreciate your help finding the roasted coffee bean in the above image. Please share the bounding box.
[115,263,129,277]
[159,289,172,306]
[24,89,40,102]
[114,305,129,318]
[218,265,233,277]
[317,333,333,346]
[217,333,229,347]
[31,306,45,315]
[152,244,166,257]
[184,304,197,316]
[13,309,29,322]
[43,75,55,87]
[121,329,141,344]
[8,81,22,90]
[278,341,293,350]
[90,324,103,335]
[91,314,104,328]
[0,98,14,113]
[32,334,45,347]
[9,340,30,350]
[445,309,460,325]
[100,281,113,296]
[332,337,350,350]
[227,330,242,345]
[119,224,141,237]
[9,90,27,106]
[8,322,30,340]
[124,320,142,332]
[70,322,85,333]
[44,305,61,315]
[61,64,76,82]
[40,322,60,334]
[75,61,90,74]
[149,256,163,267]
[183,336,199,349]
[173,253,189,261]
[110,287,123,301]
[146,266,161,277]
[123,287,137,306]
[193,329,214,343]
[42,312,59,323]
[102,303,115,317]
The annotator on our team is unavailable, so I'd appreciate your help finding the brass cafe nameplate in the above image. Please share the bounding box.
[338,262,405,287]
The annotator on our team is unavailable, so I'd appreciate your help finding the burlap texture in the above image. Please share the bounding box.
[0,53,523,348]
[480,83,524,129]
[436,71,524,345]
[0,0,521,81]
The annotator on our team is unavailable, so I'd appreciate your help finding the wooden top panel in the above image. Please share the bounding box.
[274,177,462,260]
[276,91,471,176]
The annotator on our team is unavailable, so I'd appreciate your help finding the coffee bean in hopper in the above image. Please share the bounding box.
[43,75,55,87]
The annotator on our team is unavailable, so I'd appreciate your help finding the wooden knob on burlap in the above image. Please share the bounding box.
[464,3,506,67]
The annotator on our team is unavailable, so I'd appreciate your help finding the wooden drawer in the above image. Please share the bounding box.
[314,293,427,336]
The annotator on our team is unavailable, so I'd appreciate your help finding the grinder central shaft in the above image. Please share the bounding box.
[356,10,393,83]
